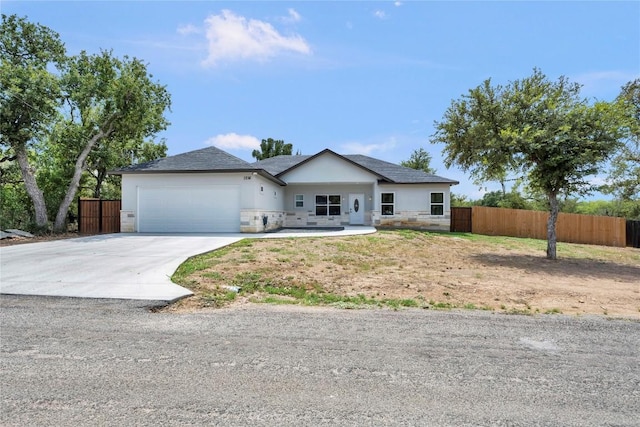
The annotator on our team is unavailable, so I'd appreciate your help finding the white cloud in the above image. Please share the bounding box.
[205,133,261,150]
[340,138,397,155]
[177,24,200,36]
[373,10,387,20]
[572,70,639,98]
[394,1,403,6]
[284,8,301,23]
[201,9,311,67]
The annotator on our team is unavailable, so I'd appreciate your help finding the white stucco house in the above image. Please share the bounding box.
[111,147,458,233]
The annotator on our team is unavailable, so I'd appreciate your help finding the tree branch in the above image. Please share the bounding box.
[0,155,18,163]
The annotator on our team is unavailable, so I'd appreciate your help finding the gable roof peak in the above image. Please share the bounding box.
[252,148,457,184]
[113,145,252,173]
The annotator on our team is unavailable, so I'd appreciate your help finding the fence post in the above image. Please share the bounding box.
[77,197,82,234]
[98,199,103,233]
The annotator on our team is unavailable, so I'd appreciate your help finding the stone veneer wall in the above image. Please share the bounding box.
[240,209,286,233]
[372,210,450,232]
[284,212,350,227]
[283,211,376,227]
[120,210,135,232]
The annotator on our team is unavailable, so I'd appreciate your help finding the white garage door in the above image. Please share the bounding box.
[138,186,240,232]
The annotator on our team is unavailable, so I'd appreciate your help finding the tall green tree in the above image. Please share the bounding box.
[49,50,171,231]
[602,79,639,214]
[0,156,32,228]
[251,138,293,160]
[0,14,66,229]
[431,69,625,259]
[85,138,168,199]
[0,15,171,232]
[400,147,436,174]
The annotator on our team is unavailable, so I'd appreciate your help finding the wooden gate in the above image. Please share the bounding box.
[450,207,472,232]
[627,220,640,248]
[78,198,121,234]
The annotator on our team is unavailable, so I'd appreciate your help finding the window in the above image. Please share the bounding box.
[430,192,444,216]
[381,193,394,215]
[295,194,304,208]
[315,194,341,216]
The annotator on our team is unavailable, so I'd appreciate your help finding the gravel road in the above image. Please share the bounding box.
[1,296,638,426]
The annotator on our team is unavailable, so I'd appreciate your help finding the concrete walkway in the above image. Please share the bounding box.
[0,227,375,302]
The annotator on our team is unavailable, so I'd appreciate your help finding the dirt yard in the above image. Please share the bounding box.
[172,230,640,318]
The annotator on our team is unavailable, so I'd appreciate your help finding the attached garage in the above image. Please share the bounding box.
[113,147,271,233]
[137,185,240,233]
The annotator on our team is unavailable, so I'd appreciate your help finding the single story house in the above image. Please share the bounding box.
[111,147,458,233]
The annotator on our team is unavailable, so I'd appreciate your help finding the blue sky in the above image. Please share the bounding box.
[3,1,639,199]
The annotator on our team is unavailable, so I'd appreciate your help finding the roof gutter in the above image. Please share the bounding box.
[108,168,287,186]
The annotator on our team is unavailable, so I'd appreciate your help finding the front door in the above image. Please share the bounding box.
[349,193,365,225]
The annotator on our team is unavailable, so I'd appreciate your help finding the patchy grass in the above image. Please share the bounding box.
[168,230,640,317]
[447,232,640,263]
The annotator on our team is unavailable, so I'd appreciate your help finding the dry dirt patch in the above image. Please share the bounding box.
[174,230,640,317]
[0,232,79,246]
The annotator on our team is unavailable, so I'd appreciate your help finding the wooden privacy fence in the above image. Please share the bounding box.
[78,198,121,234]
[627,220,640,248]
[469,206,626,247]
[451,206,627,247]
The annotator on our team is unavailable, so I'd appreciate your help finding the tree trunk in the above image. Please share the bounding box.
[53,127,111,232]
[92,168,107,199]
[546,191,559,260]
[15,143,49,229]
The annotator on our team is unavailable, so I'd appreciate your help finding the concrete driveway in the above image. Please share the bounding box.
[0,234,245,302]
[0,227,375,302]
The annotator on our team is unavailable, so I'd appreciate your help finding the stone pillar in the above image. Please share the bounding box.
[120,210,135,232]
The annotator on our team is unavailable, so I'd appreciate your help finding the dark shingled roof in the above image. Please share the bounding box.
[252,155,315,176]
[112,146,254,173]
[111,146,458,185]
[253,149,459,185]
